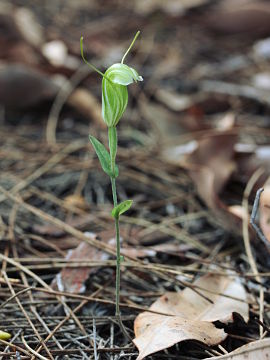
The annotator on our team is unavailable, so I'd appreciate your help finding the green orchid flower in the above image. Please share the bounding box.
[80,31,143,128]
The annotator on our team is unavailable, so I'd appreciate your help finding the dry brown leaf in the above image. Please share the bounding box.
[134,274,248,360]
[51,230,114,293]
[134,315,226,360]
[163,133,263,234]
[205,338,270,359]
[181,133,237,210]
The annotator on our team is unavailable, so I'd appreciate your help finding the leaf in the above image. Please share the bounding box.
[89,135,118,177]
[112,200,133,218]
[51,230,115,293]
[133,274,249,360]
[163,132,246,234]
[205,338,270,359]
[134,315,226,360]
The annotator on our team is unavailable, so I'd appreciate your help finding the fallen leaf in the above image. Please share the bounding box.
[181,133,237,210]
[205,338,270,359]
[163,132,269,234]
[51,231,114,293]
[134,273,248,360]
[134,316,226,360]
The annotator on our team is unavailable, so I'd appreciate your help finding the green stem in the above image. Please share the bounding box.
[115,214,121,317]
[108,127,117,177]
[110,177,120,317]
[109,130,131,340]
[109,126,120,317]
[111,177,118,207]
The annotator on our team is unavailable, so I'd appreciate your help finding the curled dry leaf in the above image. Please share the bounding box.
[163,132,270,234]
[133,273,248,360]
[205,338,270,359]
[181,133,237,210]
[163,132,237,210]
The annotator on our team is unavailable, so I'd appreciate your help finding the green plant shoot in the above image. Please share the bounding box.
[81,31,142,335]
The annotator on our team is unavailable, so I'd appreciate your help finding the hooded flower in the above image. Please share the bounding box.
[102,63,143,127]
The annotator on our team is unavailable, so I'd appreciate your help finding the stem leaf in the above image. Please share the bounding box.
[89,135,118,177]
[112,200,133,218]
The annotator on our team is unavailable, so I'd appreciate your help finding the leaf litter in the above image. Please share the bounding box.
[134,273,249,359]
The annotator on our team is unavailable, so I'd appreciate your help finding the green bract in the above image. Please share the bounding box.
[102,63,143,127]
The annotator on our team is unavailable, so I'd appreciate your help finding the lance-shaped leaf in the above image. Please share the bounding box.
[112,200,133,218]
[89,135,118,178]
